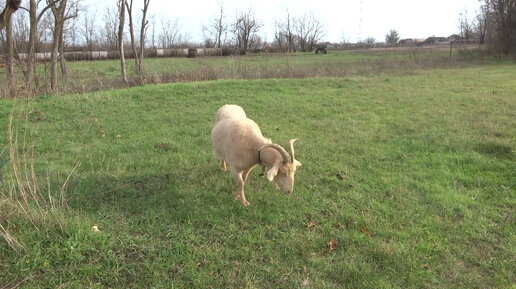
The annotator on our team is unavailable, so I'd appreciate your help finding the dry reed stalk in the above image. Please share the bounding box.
[1,99,80,250]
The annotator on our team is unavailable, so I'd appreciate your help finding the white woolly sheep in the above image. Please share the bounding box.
[215,104,247,123]
[211,104,301,206]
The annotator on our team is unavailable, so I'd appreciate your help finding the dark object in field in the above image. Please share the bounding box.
[315,43,327,54]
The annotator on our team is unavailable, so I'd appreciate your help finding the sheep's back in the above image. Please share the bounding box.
[215,104,247,123]
[211,118,267,170]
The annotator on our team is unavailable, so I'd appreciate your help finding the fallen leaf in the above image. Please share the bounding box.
[422,264,430,270]
[327,238,337,252]
[359,226,372,238]
[99,129,106,137]
[336,173,344,181]
[335,222,343,229]
[91,225,101,233]
[307,221,317,229]
[116,135,121,138]
[385,191,392,198]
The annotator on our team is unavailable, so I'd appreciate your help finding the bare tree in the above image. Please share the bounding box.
[475,3,492,44]
[125,0,150,75]
[12,12,28,51]
[80,10,96,51]
[340,32,352,48]
[38,10,53,45]
[64,2,81,47]
[125,0,138,73]
[103,5,119,50]
[149,15,155,48]
[458,9,474,43]
[272,21,285,51]
[138,0,150,74]
[159,17,180,48]
[232,9,261,51]
[2,0,21,96]
[276,9,295,52]
[248,33,263,51]
[294,12,324,52]
[483,0,515,54]
[0,0,21,31]
[59,0,80,76]
[23,0,55,93]
[385,29,400,46]
[47,0,80,92]
[118,0,127,83]
[361,37,376,48]
[202,2,227,48]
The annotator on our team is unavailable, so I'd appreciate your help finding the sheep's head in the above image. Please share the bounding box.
[260,139,302,195]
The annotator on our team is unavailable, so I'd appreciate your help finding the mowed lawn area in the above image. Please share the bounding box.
[0,63,514,288]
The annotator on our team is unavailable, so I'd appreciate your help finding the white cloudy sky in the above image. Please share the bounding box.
[84,0,481,43]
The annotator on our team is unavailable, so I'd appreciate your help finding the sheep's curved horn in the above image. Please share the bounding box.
[259,144,291,164]
[289,139,298,163]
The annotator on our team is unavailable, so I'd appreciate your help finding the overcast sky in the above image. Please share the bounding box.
[84,0,481,43]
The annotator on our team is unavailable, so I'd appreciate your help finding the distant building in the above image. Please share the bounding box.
[447,34,480,44]
[399,38,425,46]
[448,34,462,41]
[418,37,450,46]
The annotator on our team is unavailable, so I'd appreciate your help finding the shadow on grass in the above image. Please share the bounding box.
[475,142,513,159]
[66,167,248,225]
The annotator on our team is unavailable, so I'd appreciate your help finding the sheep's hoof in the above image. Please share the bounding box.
[233,192,250,206]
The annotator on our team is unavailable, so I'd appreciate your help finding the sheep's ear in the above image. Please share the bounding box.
[294,160,302,167]
[267,164,280,181]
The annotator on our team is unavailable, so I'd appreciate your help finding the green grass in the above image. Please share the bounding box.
[1,47,501,96]
[0,63,515,288]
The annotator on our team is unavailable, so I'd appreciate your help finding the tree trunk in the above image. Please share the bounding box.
[138,0,150,75]
[118,0,127,83]
[48,0,68,93]
[5,11,16,97]
[59,29,67,77]
[26,0,38,94]
[50,20,63,93]
[0,0,21,31]
[126,0,140,75]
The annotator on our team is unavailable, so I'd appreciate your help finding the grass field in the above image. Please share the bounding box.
[0,57,515,287]
[0,47,498,96]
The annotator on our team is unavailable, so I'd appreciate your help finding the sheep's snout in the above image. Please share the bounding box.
[273,172,295,195]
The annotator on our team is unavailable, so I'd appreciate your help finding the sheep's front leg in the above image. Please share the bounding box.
[242,167,253,182]
[220,160,226,171]
[231,169,250,206]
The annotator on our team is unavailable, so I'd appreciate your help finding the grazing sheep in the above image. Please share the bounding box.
[211,104,302,206]
[215,104,247,123]
[214,104,248,171]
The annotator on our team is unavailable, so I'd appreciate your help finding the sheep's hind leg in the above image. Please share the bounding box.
[220,160,226,171]
[231,169,250,206]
